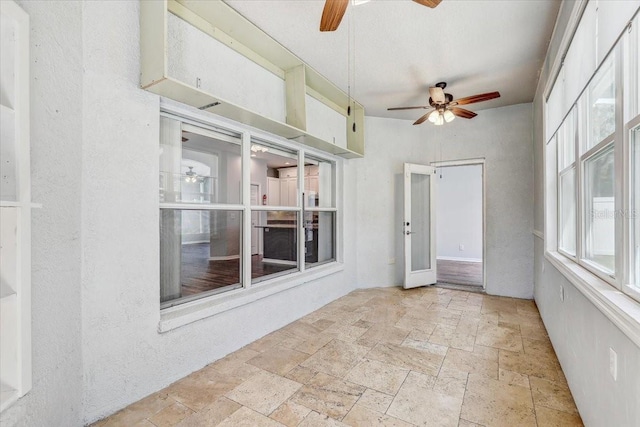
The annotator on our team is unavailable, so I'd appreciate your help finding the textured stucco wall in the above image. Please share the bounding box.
[357,104,534,299]
[0,1,84,426]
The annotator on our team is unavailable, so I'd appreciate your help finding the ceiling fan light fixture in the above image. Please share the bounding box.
[428,110,440,123]
[443,109,455,122]
[434,113,444,126]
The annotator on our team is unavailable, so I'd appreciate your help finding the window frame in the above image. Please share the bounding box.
[158,100,344,329]
[546,16,640,304]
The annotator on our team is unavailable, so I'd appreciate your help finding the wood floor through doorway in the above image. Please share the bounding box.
[437,259,483,287]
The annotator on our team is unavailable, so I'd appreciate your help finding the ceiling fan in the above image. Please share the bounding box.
[320,0,442,32]
[387,82,501,125]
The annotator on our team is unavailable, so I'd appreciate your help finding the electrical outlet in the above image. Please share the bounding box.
[609,348,618,381]
[459,244,465,251]
[388,258,396,265]
[559,285,564,302]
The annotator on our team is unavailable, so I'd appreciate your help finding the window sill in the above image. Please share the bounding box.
[158,262,345,332]
[545,251,640,348]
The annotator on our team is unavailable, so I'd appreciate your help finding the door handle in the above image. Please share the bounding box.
[406,231,415,235]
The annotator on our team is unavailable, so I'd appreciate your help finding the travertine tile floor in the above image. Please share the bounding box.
[94,287,584,427]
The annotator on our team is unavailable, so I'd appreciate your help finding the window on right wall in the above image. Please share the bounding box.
[550,13,640,303]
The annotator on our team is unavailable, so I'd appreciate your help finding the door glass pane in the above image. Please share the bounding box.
[586,54,615,151]
[305,211,335,268]
[411,173,431,271]
[583,145,615,274]
[160,209,242,308]
[558,168,576,255]
[631,126,640,289]
[250,139,298,207]
[253,211,299,283]
[160,118,242,205]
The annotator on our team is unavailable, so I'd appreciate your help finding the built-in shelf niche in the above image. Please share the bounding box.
[140,0,364,159]
[0,0,32,413]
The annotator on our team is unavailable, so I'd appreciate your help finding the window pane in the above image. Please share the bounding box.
[160,118,242,205]
[583,145,615,274]
[586,54,616,151]
[632,126,640,289]
[253,211,299,283]
[305,156,335,208]
[559,168,576,255]
[250,140,298,207]
[558,109,576,170]
[160,209,242,307]
[305,211,335,267]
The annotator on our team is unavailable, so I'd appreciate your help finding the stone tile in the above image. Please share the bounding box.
[530,377,579,414]
[401,337,448,357]
[356,389,394,413]
[457,419,483,427]
[217,406,285,427]
[441,348,498,379]
[342,404,413,427]
[475,324,524,353]
[356,324,411,348]
[175,397,241,427]
[301,339,370,378]
[394,315,438,334]
[352,320,373,329]
[324,324,369,343]
[522,337,557,360]
[296,333,337,355]
[284,321,325,339]
[148,402,193,427]
[247,330,293,353]
[387,371,462,427]
[472,344,499,362]
[498,350,560,382]
[313,319,337,330]
[366,343,444,376]
[285,365,318,384]
[534,406,584,426]
[270,400,312,427]
[167,372,244,412]
[226,370,302,415]
[345,359,409,395]
[460,374,536,427]
[247,346,311,376]
[99,392,175,426]
[298,411,349,427]
[291,372,365,420]
[456,318,480,336]
[482,297,518,314]
[428,324,457,346]
[519,323,549,341]
[499,368,530,389]
[433,367,468,399]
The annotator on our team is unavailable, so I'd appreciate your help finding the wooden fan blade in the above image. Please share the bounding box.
[387,106,430,111]
[429,86,445,104]
[413,0,442,8]
[452,91,500,106]
[413,110,434,125]
[451,107,477,119]
[320,0,349,32]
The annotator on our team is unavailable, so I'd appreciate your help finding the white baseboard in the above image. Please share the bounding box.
[437,256,483,263]
[208,255,240,261]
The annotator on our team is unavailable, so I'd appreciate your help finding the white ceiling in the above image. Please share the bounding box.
[224,0,561,121]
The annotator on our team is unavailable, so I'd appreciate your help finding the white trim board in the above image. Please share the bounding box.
[436,256,482,263]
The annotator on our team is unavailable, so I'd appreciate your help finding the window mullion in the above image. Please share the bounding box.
[576,99,584,262]
[242,131,252,289]
[614,42,625,288]
[298,149,306,273]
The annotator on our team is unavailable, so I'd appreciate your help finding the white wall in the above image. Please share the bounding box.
[357,103,534,298]
[532,1,640,426]
[435,164,483,261]
[1,2,359,425]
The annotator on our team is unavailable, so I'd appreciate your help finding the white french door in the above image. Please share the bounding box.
[403,163,437,289]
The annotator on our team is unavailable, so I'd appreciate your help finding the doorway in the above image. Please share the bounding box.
[432,160,485,288]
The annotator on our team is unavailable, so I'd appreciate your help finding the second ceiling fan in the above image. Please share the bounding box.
[320,0,442,32]
[388,82,501,125]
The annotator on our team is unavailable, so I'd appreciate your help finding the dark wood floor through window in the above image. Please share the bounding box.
[436,259,483,287]
[181,243,294,297]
